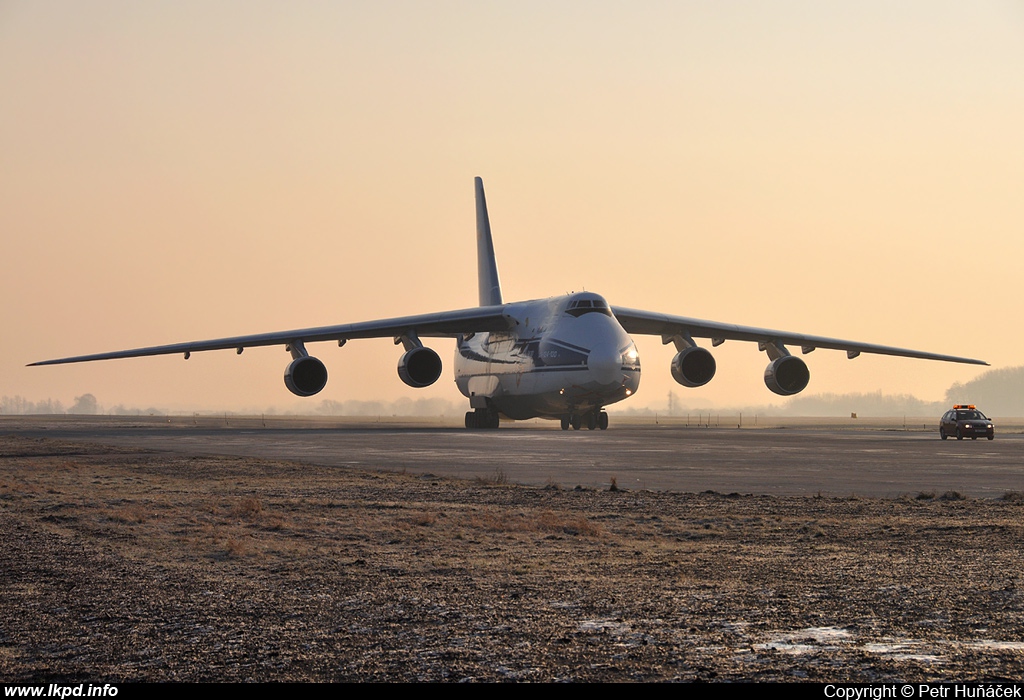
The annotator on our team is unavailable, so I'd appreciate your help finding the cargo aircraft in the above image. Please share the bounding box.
[32,178,987,430]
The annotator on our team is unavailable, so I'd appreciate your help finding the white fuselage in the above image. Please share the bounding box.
[454,292,641,420]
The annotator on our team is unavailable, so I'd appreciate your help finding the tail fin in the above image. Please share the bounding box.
[475,176,503,307]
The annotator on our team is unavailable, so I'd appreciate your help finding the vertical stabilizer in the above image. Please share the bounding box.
[475,177,503,307]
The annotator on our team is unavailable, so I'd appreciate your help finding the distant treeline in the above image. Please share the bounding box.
[306,398,462,417]
[619,392,946,418]
[0,396,69,415]
[0,394,164,416]
[779,391,946,417]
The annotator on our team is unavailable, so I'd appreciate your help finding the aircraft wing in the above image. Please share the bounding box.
[611,306,988,365]
[29,305,512,366]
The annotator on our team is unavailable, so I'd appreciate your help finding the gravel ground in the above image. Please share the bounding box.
[1,434,1022,682]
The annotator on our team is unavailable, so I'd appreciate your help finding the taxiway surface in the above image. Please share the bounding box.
[6,416,1021,497]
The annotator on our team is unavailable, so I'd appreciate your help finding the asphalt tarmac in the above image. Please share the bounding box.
[5,415,1021,498]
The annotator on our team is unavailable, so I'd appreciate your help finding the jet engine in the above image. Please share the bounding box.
[764,355,810,396]
[670,346,717,388]
[398,346,442,388]
[284,356,328,397]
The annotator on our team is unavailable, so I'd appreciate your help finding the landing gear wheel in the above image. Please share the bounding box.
[466,409,499,429]
[586,412,597,430]
[939,428,947,440]
[560,416,570,431]
[570,414,582,431]
[598,412,609,430]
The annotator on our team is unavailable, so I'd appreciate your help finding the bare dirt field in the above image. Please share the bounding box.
[2,429,1023,682]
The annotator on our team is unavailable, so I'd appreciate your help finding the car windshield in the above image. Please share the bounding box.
[956,410,986,420]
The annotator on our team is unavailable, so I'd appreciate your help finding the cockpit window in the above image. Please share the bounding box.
[566,298,611,317]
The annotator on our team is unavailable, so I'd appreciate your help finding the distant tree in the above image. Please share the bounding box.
[1,396,30,414]
[70,393,98,415]
[317,400,346,415]
[35,398,65,414]
[946,366,1024,417]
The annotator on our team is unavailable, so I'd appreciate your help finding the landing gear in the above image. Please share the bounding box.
[560,410,609,432]
[465,409,500,429]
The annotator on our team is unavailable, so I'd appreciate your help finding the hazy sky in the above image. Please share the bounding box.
[2,1,1022,413]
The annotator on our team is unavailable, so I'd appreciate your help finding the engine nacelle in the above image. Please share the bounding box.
[671,346,717,388]
[764,355,810,396]
[398,346,442,388]
[284,356,328,397]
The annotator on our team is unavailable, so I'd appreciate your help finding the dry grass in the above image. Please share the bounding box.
[223,536,252,558]
[107,503,150,524]
[456,508,605,538]
[408,511,438,527]
[230,496,263,519]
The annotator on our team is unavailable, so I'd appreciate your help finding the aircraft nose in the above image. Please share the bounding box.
[588,345,621,384]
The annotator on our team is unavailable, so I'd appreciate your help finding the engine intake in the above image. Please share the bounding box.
[671,346,717,388]
[398,346,442,388]
[284,356,328,397]
[764,356,810,396]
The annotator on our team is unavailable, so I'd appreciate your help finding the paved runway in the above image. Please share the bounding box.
[6,416,1022,497]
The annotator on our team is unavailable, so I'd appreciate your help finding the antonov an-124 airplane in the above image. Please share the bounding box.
[32,178,987,430]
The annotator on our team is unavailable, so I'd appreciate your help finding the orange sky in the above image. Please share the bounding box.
[2,2,1022,413]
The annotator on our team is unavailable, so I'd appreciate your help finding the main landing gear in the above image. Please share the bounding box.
[465,408,500,429]
[560,410,609,431]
